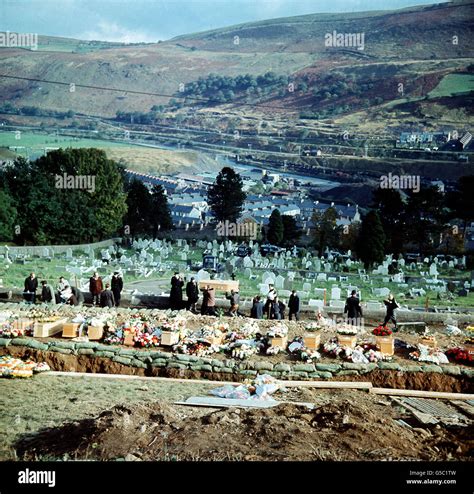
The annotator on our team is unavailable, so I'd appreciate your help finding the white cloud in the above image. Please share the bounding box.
[78,21,158,43]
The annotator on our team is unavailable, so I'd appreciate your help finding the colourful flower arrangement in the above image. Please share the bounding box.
[445,347,473,366]
[373,325,392,337]
[266,345,281,355]
[134,332,160,348]
[288,337,320,363]
[322,338,391,363]
[239,321,260,338]
[408,345,449,365]
[173,338,219,357]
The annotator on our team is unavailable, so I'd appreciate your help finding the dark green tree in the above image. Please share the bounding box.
[124,178,153,235]
[371,187,405,254]
[312,207,340,255]
[150,184,173,236]
[267,209,284,245]
[207,167,246,223]
[281,214,301,247]
[356,210,386,269]
[405,186,447,254]
[1,149,127,244]
[0,188,17,242]
[447,175,474,240]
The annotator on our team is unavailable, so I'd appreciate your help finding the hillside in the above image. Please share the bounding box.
[0,2,472,122]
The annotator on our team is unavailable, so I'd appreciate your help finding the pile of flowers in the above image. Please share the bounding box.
[239,321,260,338]
[322,338,391,363]
[266,345,282,355]
[0,356,50,378]
[445,347,473,366]
[199,324,225,341]
[173,338,219,357]
[103,329,123,345]
[232,343,258,360]
[211,374,279,400]
[337,324,358,336]
[304,322,323,332]
[373,325,392,337]
[288,337,320,363]
[267,323,288,338]
[409,344,449,365]
[134,332,160,348]
[0,322,24,338]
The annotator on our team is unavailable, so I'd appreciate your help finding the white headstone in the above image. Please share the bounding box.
[275,275,285,289]
[331,287,341,300]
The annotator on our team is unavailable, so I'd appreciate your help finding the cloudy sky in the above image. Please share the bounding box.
[1,0,439,42]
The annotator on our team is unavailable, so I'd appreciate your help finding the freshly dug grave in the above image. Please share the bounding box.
[15,390,474,461]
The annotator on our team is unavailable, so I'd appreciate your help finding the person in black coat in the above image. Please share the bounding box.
[100,283,115,308]
[111,272,123,307]
[344,290,363,325]
[40,280,55,304]
[383,293,399,331]
[278,299,286,320]
[170,272,184,310]
[288,290,300,321]
[71,286,84,306]
[270,297,281,320]
[250,296,264,319]
[186,277,199,312]
[24,272,38,304]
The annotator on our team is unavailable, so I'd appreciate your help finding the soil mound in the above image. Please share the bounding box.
[16,396,474,461]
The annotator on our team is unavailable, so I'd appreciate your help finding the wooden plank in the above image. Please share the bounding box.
[45,371,238,385]
[198,279,239,292]
[277,380,373,389]
[370,387,474,401]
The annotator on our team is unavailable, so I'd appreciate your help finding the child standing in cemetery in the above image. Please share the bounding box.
[288,290,300,321]
[89,272,104,306]
[383,293,399,331]
[111,271,123,307]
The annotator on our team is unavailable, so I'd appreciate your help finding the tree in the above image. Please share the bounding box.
[356,210,386,269]
[405,186,447,254]
[124,179,153,235]
[207,167,246,223]
[447,175,474,240]
[371,187,405,255]
[267,209,284,245]
[312,207,339,255]
[281,215,301,247]
[150,184,173,236]
[1,149,127,244]
[0,188,17,241]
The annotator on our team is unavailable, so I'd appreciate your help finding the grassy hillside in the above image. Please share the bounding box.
[0,2,472,123]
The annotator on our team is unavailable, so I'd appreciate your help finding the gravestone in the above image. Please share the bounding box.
[262,271,275,284]
[317,273,327,282]
[275,275,285,289]
[324,263,331,273]
[180,252,187,262]
[303,282,311,292]
[314,259,321,271]
[331,287,341,300]
[314,288,326,298]
[244,268,252,278]
[196,269,210,282]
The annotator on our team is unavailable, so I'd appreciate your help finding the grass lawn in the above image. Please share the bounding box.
[0,374,215,460]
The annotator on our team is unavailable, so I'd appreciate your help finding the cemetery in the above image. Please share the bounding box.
[1,237,473,463]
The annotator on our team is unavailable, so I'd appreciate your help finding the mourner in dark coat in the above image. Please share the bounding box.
[24,273,38,304]
[251,296,264,319]
[111,272,124,307]
[40,280,55,304]
[186,277,199,312]
[170,272,184,310]
[383,293,399,331]
[89,272,104,306]
[100,284,116,308]
[288,290,300,321]
[344,290,363,325]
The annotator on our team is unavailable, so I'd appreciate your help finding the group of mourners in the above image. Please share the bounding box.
[169,275,302,320]
[23,271,124,308]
